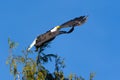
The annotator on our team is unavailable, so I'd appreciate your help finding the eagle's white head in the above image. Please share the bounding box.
[50,26,61,32]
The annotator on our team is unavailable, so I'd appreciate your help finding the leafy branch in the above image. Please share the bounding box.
[6,38,95,80]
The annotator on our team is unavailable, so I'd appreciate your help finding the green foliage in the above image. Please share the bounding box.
[6,38,95,80]
[90,72,96,80]
[8,38,18,49]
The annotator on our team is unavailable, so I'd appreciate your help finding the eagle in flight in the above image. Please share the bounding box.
[27,16,88,51]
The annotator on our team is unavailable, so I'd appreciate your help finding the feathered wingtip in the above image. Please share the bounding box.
[60,15,88,28]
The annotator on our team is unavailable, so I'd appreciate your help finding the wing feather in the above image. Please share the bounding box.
[60,16,87,28]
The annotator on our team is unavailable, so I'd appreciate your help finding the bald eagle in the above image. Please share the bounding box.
[27,16,88,51]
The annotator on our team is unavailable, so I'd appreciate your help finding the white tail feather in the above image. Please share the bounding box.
[27,38,37,51]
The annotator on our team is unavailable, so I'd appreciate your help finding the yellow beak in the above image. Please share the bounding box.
[56,26,61,29]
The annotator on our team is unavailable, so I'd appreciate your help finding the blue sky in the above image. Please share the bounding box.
[0,0,120,80]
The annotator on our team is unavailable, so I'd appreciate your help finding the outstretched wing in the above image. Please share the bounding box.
[60,16,88,28]
[27,16,88,51]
